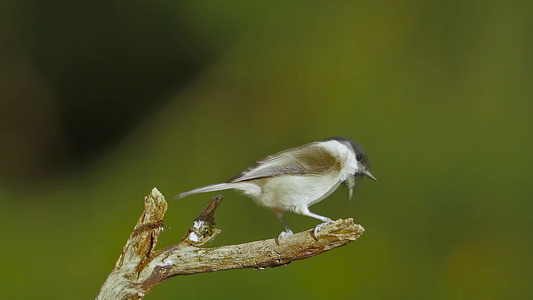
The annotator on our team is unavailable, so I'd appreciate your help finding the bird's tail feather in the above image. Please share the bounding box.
[174,183,233,199]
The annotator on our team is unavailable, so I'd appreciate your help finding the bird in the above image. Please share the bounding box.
[175,137,376,240]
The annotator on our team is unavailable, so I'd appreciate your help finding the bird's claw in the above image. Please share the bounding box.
[275,230,293,245]
[313,219,333,240]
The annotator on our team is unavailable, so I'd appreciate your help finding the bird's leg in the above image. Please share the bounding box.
[275,211,293,243]
[278,214,293,237]
[296,205,333,239]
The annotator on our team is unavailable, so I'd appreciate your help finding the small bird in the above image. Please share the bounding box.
[176,137,376,239]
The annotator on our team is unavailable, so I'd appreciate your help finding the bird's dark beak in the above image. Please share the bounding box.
[365,170,377,181]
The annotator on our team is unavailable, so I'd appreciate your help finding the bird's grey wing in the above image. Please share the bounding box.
[227,143,338,183]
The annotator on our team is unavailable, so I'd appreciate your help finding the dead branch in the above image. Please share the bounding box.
[96,188,365,300]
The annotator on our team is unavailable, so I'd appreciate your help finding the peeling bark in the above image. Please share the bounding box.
[96,188,364,300]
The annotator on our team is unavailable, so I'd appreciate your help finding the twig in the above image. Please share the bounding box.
[96,188,365,300]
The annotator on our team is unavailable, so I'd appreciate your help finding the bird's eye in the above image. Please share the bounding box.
[356,154,363,161]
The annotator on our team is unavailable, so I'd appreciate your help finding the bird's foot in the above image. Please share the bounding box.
[275,230,293,246]
[313,218,333,240]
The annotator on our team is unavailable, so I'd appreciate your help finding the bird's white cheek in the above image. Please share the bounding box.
[341,155,358,181]
[355,161,366,174]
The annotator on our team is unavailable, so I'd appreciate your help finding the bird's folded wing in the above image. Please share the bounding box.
[227,144,339,183]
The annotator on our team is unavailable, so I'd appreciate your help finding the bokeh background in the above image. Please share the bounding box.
[1,1,532,299]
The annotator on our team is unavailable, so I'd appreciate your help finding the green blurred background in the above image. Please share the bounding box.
[1,1,532,299]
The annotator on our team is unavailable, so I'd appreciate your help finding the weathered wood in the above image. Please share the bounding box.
[96,188,364,300]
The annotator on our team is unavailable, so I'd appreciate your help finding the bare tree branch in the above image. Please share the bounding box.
[96,188,365,300]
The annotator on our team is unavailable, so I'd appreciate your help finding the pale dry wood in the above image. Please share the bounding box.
[96,188,365,300]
